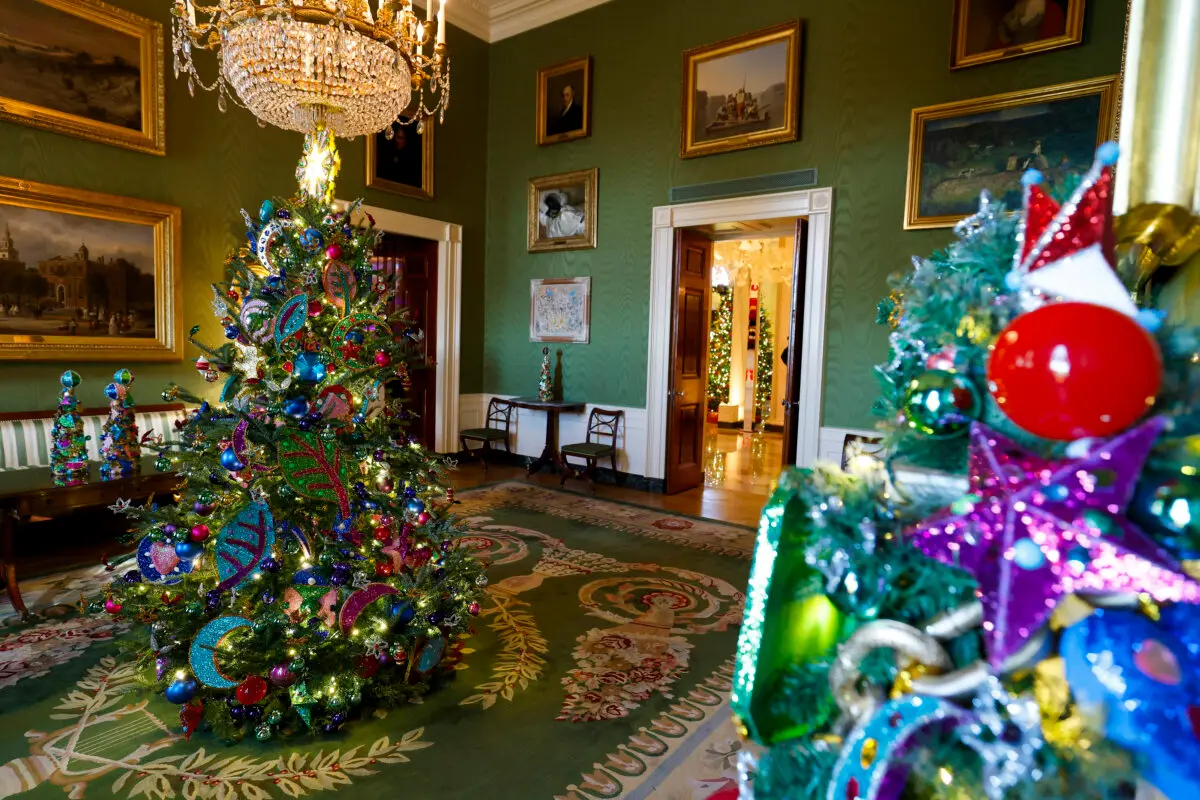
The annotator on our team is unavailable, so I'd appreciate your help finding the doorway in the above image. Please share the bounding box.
[644,187,833,495]
[665,218,807,495]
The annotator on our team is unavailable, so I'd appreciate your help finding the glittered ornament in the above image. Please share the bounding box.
[155,456,172,472]
[901,369,981,437]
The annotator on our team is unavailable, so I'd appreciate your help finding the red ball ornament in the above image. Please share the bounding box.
[416,512,431,525]
[375,560,395,577]
[373,526,392,543]
[104,597,122,614]
[468,601,481,616]
[357,654,380,679]
[374,351,391,367]
[326,243,342,260]
[307,300,323,317]
[988,303,1162,440]
[235,675,269,705]
[190,524,210,542]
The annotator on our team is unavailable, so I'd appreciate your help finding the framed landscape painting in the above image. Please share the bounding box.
[530,277,591,343]
[536,56,592,146]
[952,0,1086,69]
[527,168,598,253]
[0,0,165,155]
[366,119,434,200]
[904,76,1117,230]
[681,21,801,159]
[0,176,181,360]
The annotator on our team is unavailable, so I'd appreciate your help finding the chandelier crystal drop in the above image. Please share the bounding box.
[173,0,450,138]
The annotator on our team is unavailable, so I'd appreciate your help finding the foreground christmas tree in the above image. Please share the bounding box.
[102,130,484,741]
[735,144,1200,799]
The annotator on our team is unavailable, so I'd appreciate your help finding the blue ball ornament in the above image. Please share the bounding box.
[344,330,365,344]
[165,677,199,704]
[277,208,291,220]
[406,498,425,514]
[224,325,241,340]
[260,556,281,573]
[104,382,121,401]
[352,413,366,424]
[293,352,327,384]
[283,396,309,418]
[122,569,142,584]
[258,200,275,222]
[220,447,246,471]
[175,541,203,561]
[299,227,324,252]
[389,601,415,626]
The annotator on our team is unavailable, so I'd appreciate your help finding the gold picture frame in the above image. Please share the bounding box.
[681,21,802,159]
[536,56,593,146]
[0,0,165,155]
[904,76,1118,230]
[527,168,598,253]
[951,0,1086,69]
[0,175,182,361]
[366,120,435,200]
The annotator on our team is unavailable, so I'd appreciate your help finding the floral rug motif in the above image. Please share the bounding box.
[0,481,751,799]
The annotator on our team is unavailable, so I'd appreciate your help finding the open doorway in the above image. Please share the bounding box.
[664,216,808,495]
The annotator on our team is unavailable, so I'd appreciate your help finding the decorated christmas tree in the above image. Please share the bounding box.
[735,145,1200,799]
[100,369,142,481]
[101,130,484,741]
[708,285,733,412]
[50,369,89,486]
[538,346,553,401]
[754,307,775,424]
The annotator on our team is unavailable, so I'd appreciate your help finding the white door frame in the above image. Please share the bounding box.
[347,202,462,454]
[644,187,833,480]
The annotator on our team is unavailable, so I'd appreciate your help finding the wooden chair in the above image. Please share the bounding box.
[560,408,623,492]
[460,399,515,474]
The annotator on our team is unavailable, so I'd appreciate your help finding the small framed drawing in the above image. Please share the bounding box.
[0,175,182,361]
[951,0,1086,69]
[0,0,165,155]
[530,277,591,343]
[681,21,802,159]
[527,168,598,253]
[366,119,434,200]
[904,76,1117,229]
[536,56,592,146]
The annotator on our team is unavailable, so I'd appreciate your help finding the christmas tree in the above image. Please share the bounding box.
[102,129,484,741]
[100,369,142,481]
[708,285,733,412]
[50,370,89,486]
[735,145,1200,799]
[754,307,774,424]
[538,346,553,401]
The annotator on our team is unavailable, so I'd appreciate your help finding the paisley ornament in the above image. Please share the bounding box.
[273,293,309,347]
[277,429,351,517]
[215,502,277,591]
[322,260,357,315]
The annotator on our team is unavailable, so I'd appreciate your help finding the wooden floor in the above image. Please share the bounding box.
[452,426,784,529]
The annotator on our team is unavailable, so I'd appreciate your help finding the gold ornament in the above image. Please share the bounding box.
[1034,657,1090,749]
[887,288,904,328]
[1116,203,1200,292]
[956,314,991,344]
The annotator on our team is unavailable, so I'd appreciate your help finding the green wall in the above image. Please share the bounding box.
[483,0,1127,429]
[0,0,488,413]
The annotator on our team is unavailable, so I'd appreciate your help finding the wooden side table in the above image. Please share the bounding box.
[0,457,179,617]
[508,397,586,475]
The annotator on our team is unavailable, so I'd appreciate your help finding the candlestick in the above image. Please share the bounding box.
[437,0,446,45]
[425,0,433,21]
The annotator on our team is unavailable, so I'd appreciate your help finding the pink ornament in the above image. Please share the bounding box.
[468,601,481,616]
[326,243,342,260]
[190,524,211,542]
[375,351,391,367]
[307,300,323,317]
[268,663,296,686]
[104,598,122,614]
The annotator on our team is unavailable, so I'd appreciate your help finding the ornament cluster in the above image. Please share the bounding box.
[50,370,89,486]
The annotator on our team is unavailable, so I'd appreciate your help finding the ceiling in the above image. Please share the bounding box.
[441,0,614,42]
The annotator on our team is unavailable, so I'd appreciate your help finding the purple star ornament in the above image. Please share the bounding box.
[906,418,1200,667]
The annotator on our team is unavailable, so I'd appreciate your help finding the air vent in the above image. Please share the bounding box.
[669,168,818,204]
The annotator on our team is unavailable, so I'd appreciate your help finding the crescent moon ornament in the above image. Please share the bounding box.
[338,583,400,634]
[189,616,253,689]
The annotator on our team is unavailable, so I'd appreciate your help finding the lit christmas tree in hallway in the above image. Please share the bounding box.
[101,128,483,741]
[708,286,733,412]
[754,308,774,423]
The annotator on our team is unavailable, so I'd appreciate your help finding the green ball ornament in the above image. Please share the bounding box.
[348,691,362,706]
[184,602,203,615]
[326,695,345,710]
[902,369,981,437]
[255,725,272,741]
[197,490,217,505]
[266,710,282,725]
[155,456,172,472]
[289,657,306,673]
[113,368,133,386]
[252,616,273,633]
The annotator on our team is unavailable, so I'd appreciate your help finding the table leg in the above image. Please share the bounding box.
[0,508,27,618]
[527,409,561,475]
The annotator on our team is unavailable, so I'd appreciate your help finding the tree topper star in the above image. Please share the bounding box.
[906,418,1200,667]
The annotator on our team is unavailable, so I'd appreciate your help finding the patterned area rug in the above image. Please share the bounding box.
[0,482,752,799]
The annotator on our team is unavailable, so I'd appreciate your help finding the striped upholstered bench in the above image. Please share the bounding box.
[0,403,187,472]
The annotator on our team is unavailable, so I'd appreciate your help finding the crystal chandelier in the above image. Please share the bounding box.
[172,0,451,139]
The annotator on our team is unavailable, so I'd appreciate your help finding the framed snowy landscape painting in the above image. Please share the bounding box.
[530,277,591,344]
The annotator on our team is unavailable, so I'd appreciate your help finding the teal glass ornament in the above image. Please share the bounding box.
[113,368,133,385]
[60,370,81,388]
[902,369,981,437]
[155,456,173,472]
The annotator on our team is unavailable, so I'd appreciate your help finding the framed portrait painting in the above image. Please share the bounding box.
[952,0,1086,69]
[527,168,598,253]
[0,175,182,360]
[530,277,591,343]
[366,119,434,200]
[904,76,1117,229]
[536,56,592,146]
[0,0,165,155]
[681,21,801,159]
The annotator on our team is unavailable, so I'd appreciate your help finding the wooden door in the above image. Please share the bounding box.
[373,233,439,448]
[665,229,712,494]
[781,219,809,466]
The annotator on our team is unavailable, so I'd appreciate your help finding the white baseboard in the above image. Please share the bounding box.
[458,393,647,476]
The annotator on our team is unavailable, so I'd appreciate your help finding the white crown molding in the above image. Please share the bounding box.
[435,0,614,42]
